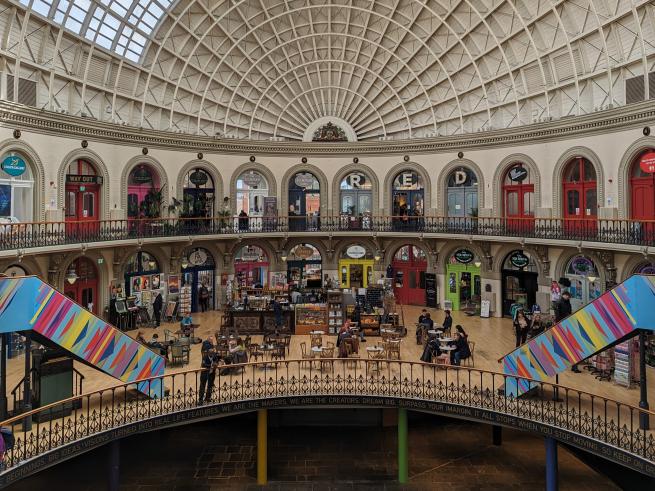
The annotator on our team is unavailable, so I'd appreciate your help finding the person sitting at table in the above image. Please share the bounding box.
[416,312,434,344]
[180,315,193,336]
[336,319,352,348]
[442,310,453,334]
[351,303,366,343]
[147,333,167,357]
[418,309,428,325]
[450,325,471,366]
[420,337,441,363]
[229,338,248,364]
[135,330,147,345]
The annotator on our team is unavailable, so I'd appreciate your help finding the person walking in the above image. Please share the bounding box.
[198,348,219,404]
[199,282,210,312]
[152,291,163,327]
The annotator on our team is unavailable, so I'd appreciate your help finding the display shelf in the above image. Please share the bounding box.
[327,291,344,334]
[360,313,380,336]
[614,340,633,387]
[366,287,383,308]
[178,285,192,318]
[295,304,328,335]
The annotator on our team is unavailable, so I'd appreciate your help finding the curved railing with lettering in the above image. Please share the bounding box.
[0,215,653,252]
[0,360,653,487]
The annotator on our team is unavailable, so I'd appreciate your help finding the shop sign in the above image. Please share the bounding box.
[66,174,103,185]
[454,249,474,264]
[508,166,528,182]
[346,245,367,259]
[570,256,595,276]
[640,151,655,173]
[189,169,209,186]
[293,245,316,260]
[453,170,468,185]
[509,250,530,269]
[188,249,209,266]
[240,248,262,262]
[294,173,316,189]
[132,166,152,184]
[1,155,26,177]
[345,173,366,188]
[242,172,262,187]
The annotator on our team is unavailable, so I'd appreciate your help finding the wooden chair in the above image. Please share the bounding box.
[271,343,286,361]
[386,341,401,360]
[326,341,335,350]
[248,344,263,363]
[170,343,185,366]
[464,341,475,367]
[310,333,322,348]
[300,342,312,367]
[282,334,291,354]
[320,347,335,371]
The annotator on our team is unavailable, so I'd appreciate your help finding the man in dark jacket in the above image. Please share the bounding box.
[554,291,580,373]
[198,349,219,404]
[152,291,163,327]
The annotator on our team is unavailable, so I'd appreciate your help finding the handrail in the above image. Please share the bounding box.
[0,359,654,483]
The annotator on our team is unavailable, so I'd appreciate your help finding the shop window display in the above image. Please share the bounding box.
[0,152,34,222]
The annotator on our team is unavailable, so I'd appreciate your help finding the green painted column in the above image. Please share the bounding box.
[398,408,408,484]
[257,409,267,485]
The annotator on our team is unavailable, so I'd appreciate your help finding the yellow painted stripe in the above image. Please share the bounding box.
[29,289,55,325]
[611,289,635,325]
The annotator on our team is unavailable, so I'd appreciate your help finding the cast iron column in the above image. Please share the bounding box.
[109,440,120,491]
[22,332,31,432]
[639,330,650,430]
[398,408,408,484]
[545,437,558,491]
[492,425,502,446]
[257,409,267,485]
[0,334,7,420]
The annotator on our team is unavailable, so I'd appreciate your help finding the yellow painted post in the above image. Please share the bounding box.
[257,409,267,485]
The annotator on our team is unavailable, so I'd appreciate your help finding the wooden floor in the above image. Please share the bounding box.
[4,305,654,413]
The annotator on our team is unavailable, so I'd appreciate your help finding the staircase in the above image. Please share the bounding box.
[0,276,165,397]
[500,274,655,396]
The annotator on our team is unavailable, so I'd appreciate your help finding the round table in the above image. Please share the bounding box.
[439,337,454,343]
[309,330,325,335]
[440,346,455,351]
[366,346,384,353]
[311,346,323,353]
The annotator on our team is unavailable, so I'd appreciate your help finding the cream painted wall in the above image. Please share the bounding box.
[0,123,648,221]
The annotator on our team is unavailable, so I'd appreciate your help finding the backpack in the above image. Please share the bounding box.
[0,427,14,451]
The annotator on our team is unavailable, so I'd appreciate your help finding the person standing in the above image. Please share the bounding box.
[273,298,283,332]
[152,291,163,327]
[555,291,579,372]
[442,310,453,335]
[238,209,249,231]
[513,309,529,347]
[198,348,219,404]
[199,282,210,313]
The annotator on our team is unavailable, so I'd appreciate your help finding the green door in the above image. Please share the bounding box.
[446,263,481,311]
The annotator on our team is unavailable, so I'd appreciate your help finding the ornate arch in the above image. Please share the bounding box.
[0,257,43,279]
[331,162,380,215]
[284,238,327,262]
[56,251,110,311]
[0,139,46,221]
[620,253,654,281]
[552,146,605,218]
[120,155,170,216]
[436,241,490,274]
[229,239,276,263]
[175,159,223,205]
[383,239,436,271]
[491,244,546,279]
[280,163,329,215]
[552,249,607,286]
[436,158,486,217]
[383,161,432,216]
[616,136,655,219]
[333,237,378,259]
[115,245,169,279]
[57,148,112,220]
[229,161,277,214]
[491,154,542,215]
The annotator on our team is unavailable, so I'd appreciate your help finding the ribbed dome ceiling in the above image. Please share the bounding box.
[14,0,655,141]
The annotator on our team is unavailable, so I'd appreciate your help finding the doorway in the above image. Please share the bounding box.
[63,257,98,314]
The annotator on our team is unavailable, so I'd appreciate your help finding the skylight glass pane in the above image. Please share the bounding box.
[32,0,51,16]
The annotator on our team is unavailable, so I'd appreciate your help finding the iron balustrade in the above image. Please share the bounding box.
[0,216,653,251]
[0,359,653,485]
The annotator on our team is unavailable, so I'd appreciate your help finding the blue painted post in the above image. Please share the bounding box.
[545,437,558,491]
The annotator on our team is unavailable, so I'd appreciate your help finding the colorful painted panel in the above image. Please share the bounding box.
[0,277,164,397]
[503,275,655,396]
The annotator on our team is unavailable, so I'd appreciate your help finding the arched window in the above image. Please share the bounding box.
[503,163,534,219]
[65,159,101,222]
[235,245,269,288]
[127,164,161,219]
[181,247,216,312]
[447,167,478,218]
[634,262,655,275]
[287,243,322,288]
[182,168,214,218]
[237,171,269,216]
[392,171,424,231]
[124,251,160,297]
[629,149,655,223]
[340,172,372,216]
[3,264,27,277]
[0,152,35,222]
[288,172,320,231]
[562,157,597,224]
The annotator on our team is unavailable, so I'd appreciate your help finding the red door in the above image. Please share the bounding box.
[66,185,99,238]
[63,258,98,314]
[631,170,655,242]
[392,246,427,305]
[562,158,597,237]
[503,164,534,234]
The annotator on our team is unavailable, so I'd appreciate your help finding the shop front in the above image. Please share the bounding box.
[288,172,320,231]
[392,244,427,305]
[340,172,372,230]
[447,167,479,223]
[501,250,539,316]
[562,157,597,234]
[630,149,655,240]
[286,243,322,288]
[563,254,602,312]
[502,163,534,233]
[63,256,98,314]
[127,164,162,219]
[124,251,160,297]
[0,151,35,222]
[235,245,269,288]
[338,244,375,289]
[65,159,102,234]
[181,247,215,312]
[392,170,424,231]
[445,249,481,311]
[182,168,214,219]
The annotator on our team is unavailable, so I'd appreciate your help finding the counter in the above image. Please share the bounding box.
[231,309,294,334]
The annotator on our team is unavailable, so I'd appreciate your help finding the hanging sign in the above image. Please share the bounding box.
[189,169,208,186]
[294,173,316,188]
[454,249,474,264]
[242,172,262,187]
[509,250,530,268]
[293,245,316,260]
[570,256,595,275]
[188,249,208,266]
[346,245,367,259]
[1,155,26,177]
[640,151,655,173]
[132,165,152,183]
[66,174,103,185]
[508,166,528,182]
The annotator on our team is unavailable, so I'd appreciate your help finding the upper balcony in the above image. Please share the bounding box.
[0,214,653,256]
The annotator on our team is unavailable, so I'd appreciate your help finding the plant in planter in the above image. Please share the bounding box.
[139,188,164,218]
